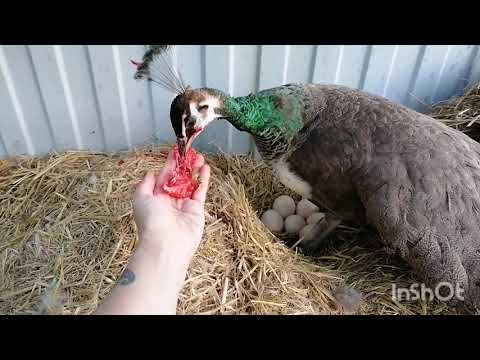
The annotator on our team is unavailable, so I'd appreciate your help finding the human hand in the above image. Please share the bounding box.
[133,150,210,269]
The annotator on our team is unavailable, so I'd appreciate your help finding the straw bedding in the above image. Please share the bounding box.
[1,84,480,315]
[430,82,480,141]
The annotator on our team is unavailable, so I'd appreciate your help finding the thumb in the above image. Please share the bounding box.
[135,172,156,197]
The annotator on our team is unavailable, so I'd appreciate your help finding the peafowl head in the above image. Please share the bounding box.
[169,87,228,157]
[132,45,228,157]
[132,45,303,157]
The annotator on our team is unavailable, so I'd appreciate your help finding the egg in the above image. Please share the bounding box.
[284,214,306,234]
[261,209,284,232]
[299,223,319,241]
[296,199,319,219]
[272,195,296,218]
[307,212,325,225]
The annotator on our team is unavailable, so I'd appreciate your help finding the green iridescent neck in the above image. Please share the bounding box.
[223,94,303,138]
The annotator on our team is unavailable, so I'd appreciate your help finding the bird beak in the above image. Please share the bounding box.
[177,137,187,158]
[177,128,203,158]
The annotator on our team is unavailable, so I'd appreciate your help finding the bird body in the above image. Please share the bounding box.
[195,83,480,309]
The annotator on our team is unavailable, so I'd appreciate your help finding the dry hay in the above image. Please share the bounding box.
[1,144,464,315]
[430,82,480,141]
[4,83,480,316]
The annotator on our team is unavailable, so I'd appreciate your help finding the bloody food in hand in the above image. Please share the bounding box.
[162,145,199,199]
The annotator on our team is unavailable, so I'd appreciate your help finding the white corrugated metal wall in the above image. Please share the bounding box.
[1,45,479,158]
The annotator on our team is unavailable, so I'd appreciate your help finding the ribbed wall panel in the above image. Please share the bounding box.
[1,45,479,158]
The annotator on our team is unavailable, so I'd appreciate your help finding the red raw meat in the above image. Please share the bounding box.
[162,145,199,199]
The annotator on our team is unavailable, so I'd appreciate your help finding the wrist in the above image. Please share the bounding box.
[135,243,190,282]
[137,232,197,266]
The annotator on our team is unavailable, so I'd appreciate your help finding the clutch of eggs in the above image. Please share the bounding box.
[261,195,324,236]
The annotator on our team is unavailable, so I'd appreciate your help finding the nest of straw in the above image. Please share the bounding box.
[430,83,480,141]
[1,144,464,315]
[4,83,480,316]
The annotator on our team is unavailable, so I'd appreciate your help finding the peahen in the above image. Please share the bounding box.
[133,45,480,310]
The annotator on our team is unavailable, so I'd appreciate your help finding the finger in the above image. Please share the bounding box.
[192,153,205,170]
[191,153,205,179]
[154,150,177,194]
[192,164,210,204]
[135,172,156,197]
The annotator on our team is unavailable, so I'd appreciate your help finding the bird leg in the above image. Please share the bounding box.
[306,215,342,249]
[292,213,342,253]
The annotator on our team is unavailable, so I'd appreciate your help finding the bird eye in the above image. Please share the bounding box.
[198,105,209,111]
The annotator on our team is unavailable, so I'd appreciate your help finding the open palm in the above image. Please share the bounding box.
[133,150,210,262]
